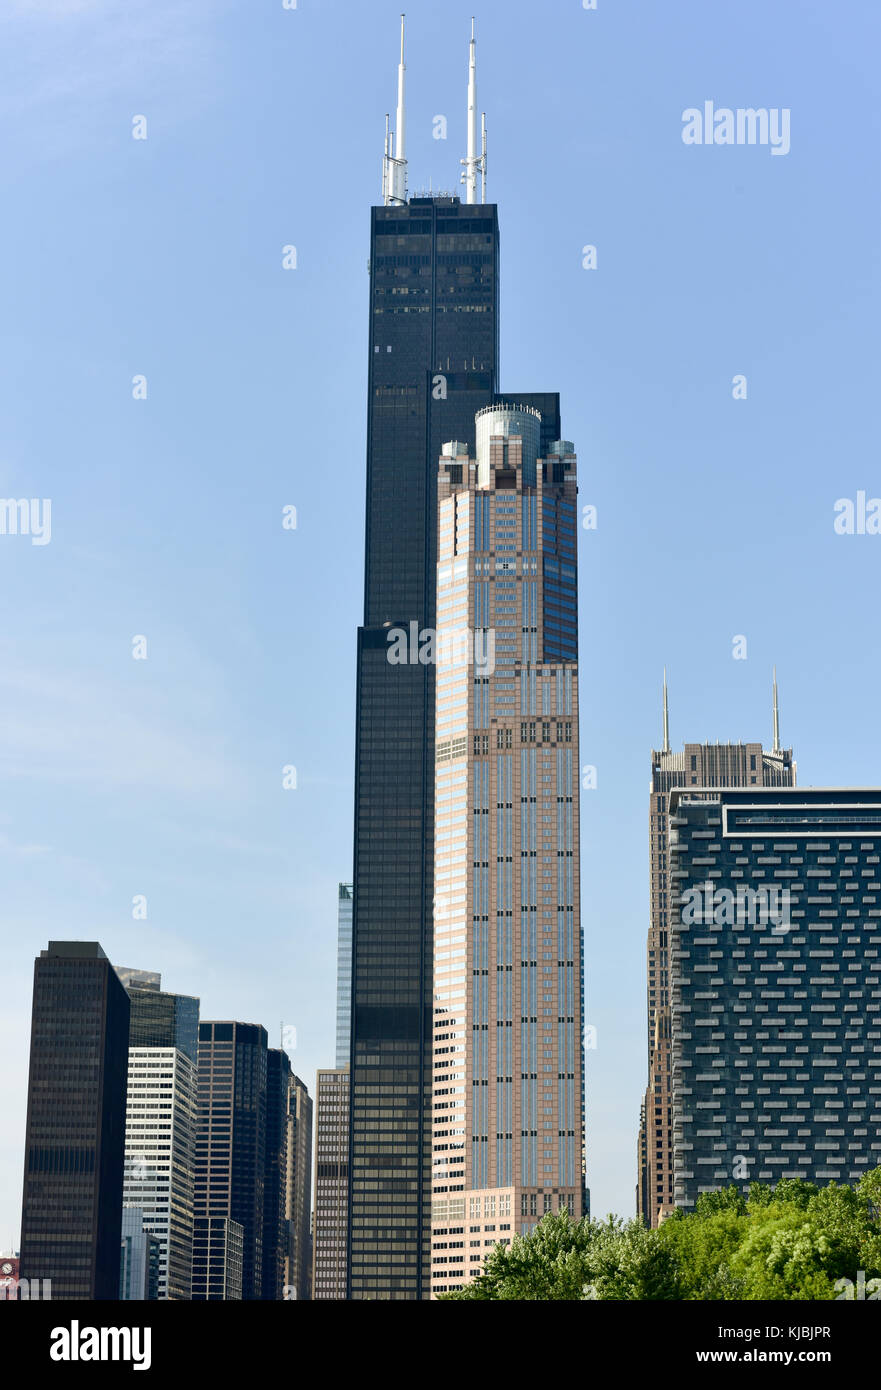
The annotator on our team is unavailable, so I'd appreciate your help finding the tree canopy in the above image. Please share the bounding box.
[440,1168,881,1301]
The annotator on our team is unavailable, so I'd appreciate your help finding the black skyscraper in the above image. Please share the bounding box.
[262,1046,292,1301]
[348,196,562,1297]
[193,1021,267,1300]
[19,941,130,1299]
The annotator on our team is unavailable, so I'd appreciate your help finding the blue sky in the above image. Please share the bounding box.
[0,0,879,1244]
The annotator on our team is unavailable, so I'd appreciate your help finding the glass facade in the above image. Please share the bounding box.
[193,1021,267,1300]
[670,786,881,1207]
[19,941,130,1300]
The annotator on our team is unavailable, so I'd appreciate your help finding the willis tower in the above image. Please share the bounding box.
[348,19,562,1298]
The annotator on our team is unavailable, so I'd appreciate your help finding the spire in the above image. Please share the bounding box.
[461,19,486,203]
[383,16,408,205]
[662,667,670,754]
[772,666,781,753]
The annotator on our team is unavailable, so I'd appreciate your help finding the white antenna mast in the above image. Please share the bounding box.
[462,18,479,203]
[383,15,408,205]
[481,111,487,203]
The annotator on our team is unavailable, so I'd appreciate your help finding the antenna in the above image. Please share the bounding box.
[662,667,670,754]
[481,112,487,203]
[383,16,408,205]
[772,666,781,753]
[460,18,486,203]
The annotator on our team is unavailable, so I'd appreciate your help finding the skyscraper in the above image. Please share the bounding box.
[336,884,353,1069]
[117,967,199,1300]
[283,1071,313,1300]
[669,785,881,1205]
[19,941,130,1299]
[262,1046,292,1301]
[428,408,584,1296]
[348,18,563,1299]
[193,1021,267,1300]
[119,1207,161,1301]
[637,675,796,1226]
[312,1067,350,1300]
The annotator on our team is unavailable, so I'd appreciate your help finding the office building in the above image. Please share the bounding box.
[348,18,564,1298]
[669,786,881,1207]
[263,1047,292,1301]
[336,884,353,1069]
[118,967,199,1300]
[429,406,584,1296]
[283,1071,313,1301]
[193,1021,267,1299]
[638,676,796,1226]
[312,1067,349,1300]
[19,941,130,1299]
[119,1207,160,1300]
[192,1217,243,1301]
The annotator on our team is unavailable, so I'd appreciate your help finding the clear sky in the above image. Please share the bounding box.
[0,0,879,1246]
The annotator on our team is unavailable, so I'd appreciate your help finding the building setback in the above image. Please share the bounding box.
[638,684,795,1227]
[669,786,881,1207]
[312,1067,350,1300]
[193,1021,267,1299]
[429,407,585,1296]
[117,967,199,1300]
[19,941,130,1299]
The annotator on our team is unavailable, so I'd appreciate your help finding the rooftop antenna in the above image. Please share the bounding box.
[772,666,781,753]
[662,667,670,754]
[383,16,408,205]
[461,19,486,203]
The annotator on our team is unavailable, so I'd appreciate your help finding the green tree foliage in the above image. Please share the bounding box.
[440,1168,881,1301]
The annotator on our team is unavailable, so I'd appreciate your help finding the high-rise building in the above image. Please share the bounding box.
[283,1072,312,1301]
[263,1047,292,1301]
[119,1207,161,1300]
[638,676,795,1225]
[348,19,563,1299]
[669,785,881,1206]
[428,408,584,1296]
[117,967,199,1300]
[19,941,130,1299]
[312,1068,349,1300]
[193,1021,267,1299]
[336,884,353,1069]
[192,1217,243,1301]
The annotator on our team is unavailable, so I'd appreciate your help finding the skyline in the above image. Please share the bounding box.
[2,0,881,1251]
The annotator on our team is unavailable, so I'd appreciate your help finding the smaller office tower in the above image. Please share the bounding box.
[20,941,130,1299]
[119,1207,160,1300]
[193,1022,267,1299]
[312,1068,350,1300]
[670,786,881,1209]
[118,967,199,1300]
[191,1218,243,1300]
[336,885,353,1068]
[639,684,796,1227]
[283,1073,313,1300]
[263,1047,292,1300]
[429,407,585,1297]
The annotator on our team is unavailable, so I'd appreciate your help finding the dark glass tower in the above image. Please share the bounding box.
[193,1021,267,1300]
[262,1046,292,1301]
[348,160,564,1301]
[19,941,130,1299]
